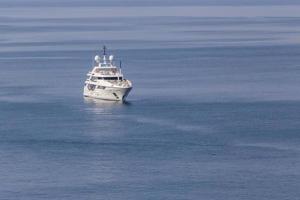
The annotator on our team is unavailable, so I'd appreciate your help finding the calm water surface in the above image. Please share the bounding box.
[1,2,300,200]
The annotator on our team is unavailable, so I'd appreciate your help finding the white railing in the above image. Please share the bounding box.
[93,68,121,76]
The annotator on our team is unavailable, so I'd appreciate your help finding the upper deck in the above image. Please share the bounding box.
[88,46,123,77]
[88,66,123,77]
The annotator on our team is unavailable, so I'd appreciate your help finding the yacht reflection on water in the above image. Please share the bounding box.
[84,97,131,114]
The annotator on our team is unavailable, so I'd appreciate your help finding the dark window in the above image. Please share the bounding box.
[98,77,120,80]
[97,86,106,89]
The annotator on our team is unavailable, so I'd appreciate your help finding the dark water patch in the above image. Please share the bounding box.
[0,24,133,34]
[156,16,300,26]
[1,44,300,58]
[1,0,300,8]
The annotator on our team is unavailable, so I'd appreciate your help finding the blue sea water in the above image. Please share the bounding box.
[1,2,300,200]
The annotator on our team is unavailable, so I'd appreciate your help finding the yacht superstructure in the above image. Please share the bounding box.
[83,46,132,101]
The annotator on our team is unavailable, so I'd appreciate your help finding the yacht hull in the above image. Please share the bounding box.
[83,85,132,101]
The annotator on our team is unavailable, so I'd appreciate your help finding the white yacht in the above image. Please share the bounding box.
[83,46,132,101]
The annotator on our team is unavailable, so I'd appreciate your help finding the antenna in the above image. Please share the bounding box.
[103,45,106,55]
[119,60,123,74]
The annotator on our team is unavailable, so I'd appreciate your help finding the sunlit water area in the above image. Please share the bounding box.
[1,1,300,199]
